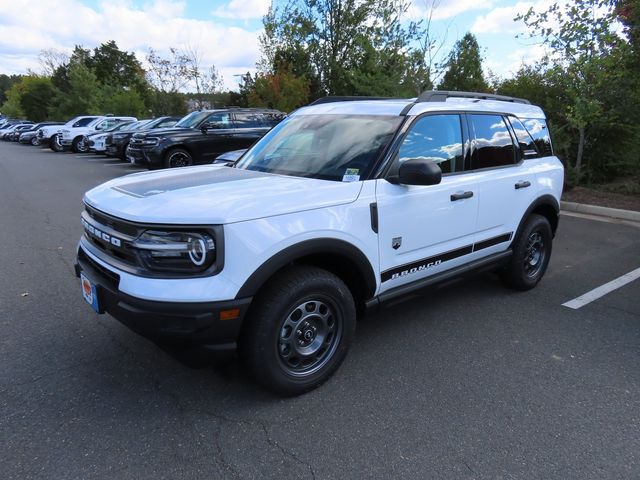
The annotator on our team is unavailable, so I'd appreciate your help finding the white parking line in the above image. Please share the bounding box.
[562,267,640,309]
[102,162,129,166]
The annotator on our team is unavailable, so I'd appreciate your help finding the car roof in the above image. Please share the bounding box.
[293,93,546,120]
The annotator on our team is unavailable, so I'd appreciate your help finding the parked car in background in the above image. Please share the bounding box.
[127,108,285,169]
[1,122,33,140]
[81,121,136,154]
[60,116,137,153]
[18,122,64,145]
[107,116,180,160]
[8,123,37,141]
[212,149,246,165]
[39,116,100,152]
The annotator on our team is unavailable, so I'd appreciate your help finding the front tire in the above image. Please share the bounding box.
[241,266,356,396]
[164,148,193,168]
[49,134,63,152]
[500,214,553,291]
[72,137,87,153]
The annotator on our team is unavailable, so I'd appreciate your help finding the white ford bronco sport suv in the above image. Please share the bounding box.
[75,91,564,396]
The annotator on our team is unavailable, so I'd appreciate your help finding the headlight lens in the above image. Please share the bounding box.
[132,230,216,273]
[142,137,159,146]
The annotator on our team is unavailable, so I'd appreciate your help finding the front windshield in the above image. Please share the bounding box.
[174,111,209,128]
[235,114,402,181]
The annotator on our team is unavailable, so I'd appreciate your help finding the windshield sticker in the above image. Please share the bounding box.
[342,168,360,182]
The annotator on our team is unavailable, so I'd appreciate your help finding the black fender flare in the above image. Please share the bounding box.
[512,194,560,246]
[235,238,377,300]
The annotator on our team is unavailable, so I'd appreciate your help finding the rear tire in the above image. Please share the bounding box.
[500,214,553,291]
[30,137,39,146]
[240,266,356,396]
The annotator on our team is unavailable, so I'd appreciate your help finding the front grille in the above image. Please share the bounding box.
[83,205,143,268]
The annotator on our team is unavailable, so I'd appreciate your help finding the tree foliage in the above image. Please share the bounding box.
[438,33,489,92]
[260,0,426,99]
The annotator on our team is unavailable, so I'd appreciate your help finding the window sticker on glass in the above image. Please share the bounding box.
[342,168,360,182]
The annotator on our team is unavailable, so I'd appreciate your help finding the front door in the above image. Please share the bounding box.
[376,113,480,293]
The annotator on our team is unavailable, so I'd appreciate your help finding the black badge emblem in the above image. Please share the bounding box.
[392,237,402,250]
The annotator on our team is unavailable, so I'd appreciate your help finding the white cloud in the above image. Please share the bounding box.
[0,0,261,90]
[408,0,494,21]
[470,2,533,34]
[484,43,548,78]
[212,0,271,20]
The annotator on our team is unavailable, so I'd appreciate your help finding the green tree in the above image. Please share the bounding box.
[259,0,423,96]
[1,83,24,118]
[99,86,147,117]
[248,68,310,112]
[438,33,489,92]
[19,76,56,121]
[50,63,101,118]
[518,0,623,173]
[0,74,22,105]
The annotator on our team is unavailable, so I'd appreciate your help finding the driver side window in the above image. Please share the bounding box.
[398,114,464,174]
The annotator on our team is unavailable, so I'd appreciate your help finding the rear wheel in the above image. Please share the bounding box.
[164,148,193,168]
[240,266,356,396]
[500,214,553,291]
[30,137,39,146]
[49,134,63,152]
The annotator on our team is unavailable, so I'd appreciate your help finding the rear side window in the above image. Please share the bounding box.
[522,118,553,156]
[260,113,284,128]
[234,113,262,129]
[205,113,232,129]
[509,117,538,157]
[469,114,516,169]
[398,114,464,174]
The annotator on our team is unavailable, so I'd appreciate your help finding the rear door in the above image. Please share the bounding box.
[467,113,539,255]
[232,112,270,149]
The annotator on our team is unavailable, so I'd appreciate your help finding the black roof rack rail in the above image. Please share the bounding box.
[417,90,531,105]
[308,96,399,106]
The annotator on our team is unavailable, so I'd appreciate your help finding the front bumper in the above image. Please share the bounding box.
[127,146,163,167]
[75,246,251,350]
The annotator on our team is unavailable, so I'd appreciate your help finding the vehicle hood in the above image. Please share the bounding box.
[84,165,364,224]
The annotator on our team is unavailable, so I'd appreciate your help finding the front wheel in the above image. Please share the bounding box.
[72,137,87,153]
[500,213,553,291]
[240,266,356,396]
[164,148,193,168]
[49,134,63,152]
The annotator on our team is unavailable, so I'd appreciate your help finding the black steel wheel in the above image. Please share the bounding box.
[164,148,193,168]
[241,266,356,396]
[500,213,553,291]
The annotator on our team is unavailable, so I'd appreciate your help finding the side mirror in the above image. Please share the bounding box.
[398,158,442,186]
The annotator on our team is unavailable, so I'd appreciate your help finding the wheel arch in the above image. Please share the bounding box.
[235,238,377,312]
[513,195,560,244]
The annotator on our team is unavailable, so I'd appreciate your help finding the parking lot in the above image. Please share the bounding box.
[1,141,639,479]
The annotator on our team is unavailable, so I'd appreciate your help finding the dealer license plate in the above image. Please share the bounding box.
[80,273,100,312]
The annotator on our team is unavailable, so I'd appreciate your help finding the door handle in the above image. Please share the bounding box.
[515,180,531,189]
[450,191,474,201]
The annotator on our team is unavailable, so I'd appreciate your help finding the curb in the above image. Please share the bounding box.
[561,201,640,222]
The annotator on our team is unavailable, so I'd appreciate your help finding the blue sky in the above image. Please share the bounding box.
[0,0,548,90]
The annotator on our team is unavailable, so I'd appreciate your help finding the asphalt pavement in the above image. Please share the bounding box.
[1,142,639,479]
